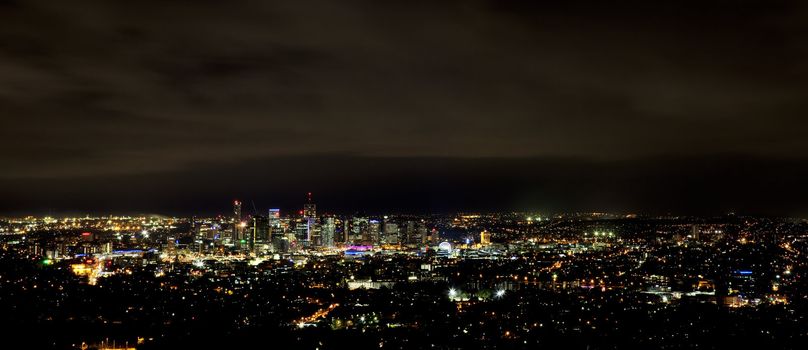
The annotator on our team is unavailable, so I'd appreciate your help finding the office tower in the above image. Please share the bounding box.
[233,200,243,242]
[342,218,351,243]
[383,220,399,244]
[294,219,309,243]
[303,192,316,218]
[205,220,220,241]
[252,216,269,253]
[191,216,200,238]
[302,193,317,242]
[350,217,368,243]
[333,217,345,244]
[322,216,336,247]
[268,209,281,230]
[268,209,282,250]
[366,220,381,245]
[402,220,427,245]
[418,224,429,244]
[403,220,416,245]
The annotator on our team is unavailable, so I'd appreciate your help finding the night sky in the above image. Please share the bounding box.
[2,0,808,216]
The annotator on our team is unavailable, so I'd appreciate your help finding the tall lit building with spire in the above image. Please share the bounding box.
[303,192,316,219]
[233,200,243,243]
[304,192,318,243]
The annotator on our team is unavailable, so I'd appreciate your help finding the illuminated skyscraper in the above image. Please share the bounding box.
[294,219,309,243]
[252,216,269,253]
[233,200,243,242]
[267,208,286,252]
[268,208,281,229]
[322,216,335,247]
[383,220,399,244]
[403,220,416,245]
[302,193,317,242]
[303,192,316,218]
[342,219,351,243]
[347,217,368,243]
[403,220,427,245]
[366,220,381,245]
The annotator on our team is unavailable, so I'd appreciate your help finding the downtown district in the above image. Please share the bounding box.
[1,195,807,349]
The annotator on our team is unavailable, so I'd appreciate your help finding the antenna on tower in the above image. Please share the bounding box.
[251,200,258,215]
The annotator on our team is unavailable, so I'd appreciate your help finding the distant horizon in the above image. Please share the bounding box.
[2,209,805,220]
[3,154,808,218]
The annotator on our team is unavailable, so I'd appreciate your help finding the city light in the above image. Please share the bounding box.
[1,0,803,347]
[0,207,803,348]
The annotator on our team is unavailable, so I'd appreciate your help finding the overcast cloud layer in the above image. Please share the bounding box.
[1,1,808,215]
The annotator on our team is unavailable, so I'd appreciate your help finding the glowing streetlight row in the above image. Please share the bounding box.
[448,288,507,299]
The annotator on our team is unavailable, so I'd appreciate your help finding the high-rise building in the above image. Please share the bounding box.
[252,216,269,252]
[191,216,200,238]
[268,209,281,229]
[366,220,381,245]
[303,192,316,218]
[342,218,351,243]
[294,219,309,243]
[268,209,282,250]
[347,217,368,243]
[302,193,317,242]
[322,216,336,247]
[418,224,429,245]
[233,200,243,242]
[334,217,345,244]
[403,220,417,245]
[383,220,399,244]
[402,220,427,245]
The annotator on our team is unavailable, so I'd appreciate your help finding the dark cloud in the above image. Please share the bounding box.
[1,1,807,214]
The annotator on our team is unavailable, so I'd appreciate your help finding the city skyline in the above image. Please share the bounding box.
[2,209,805,349]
